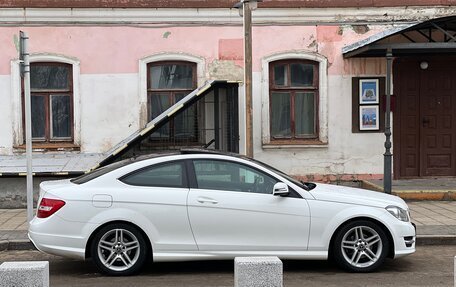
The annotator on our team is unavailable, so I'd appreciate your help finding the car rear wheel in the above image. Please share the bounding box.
[333,220,389,272]
[91,223,148,276]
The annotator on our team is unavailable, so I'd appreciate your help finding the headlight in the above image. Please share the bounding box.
[386,205,410,222]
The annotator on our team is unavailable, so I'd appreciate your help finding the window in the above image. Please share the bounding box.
[269,60,319,140]
[193,160,277,194]
[120,162,187,188]
[147,61,197,141]
[25,62,73,142]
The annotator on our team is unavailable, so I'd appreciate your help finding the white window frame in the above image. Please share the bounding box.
[11,54,81,147]
[138,52,205,127]
[261,51,328,147]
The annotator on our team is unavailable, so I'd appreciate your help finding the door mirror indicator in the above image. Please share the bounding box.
[273,182,289,196]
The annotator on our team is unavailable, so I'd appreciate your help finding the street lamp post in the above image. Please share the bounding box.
[384,49,393,194]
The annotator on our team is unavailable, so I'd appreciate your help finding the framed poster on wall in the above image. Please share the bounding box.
[359,105,379,131]
[352,77,385,133]
[359,79,379,104]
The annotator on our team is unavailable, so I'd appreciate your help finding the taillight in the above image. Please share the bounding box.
[37,198,66,218]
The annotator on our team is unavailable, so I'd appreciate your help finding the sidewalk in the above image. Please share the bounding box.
[0,202,455,251]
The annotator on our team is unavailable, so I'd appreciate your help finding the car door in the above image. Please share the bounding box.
[187,158,311,252]
[117,160,197,252]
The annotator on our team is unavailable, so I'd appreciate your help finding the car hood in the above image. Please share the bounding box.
[309,183,408,209]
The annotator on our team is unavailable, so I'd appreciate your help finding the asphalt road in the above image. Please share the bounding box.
[0,246,455,287]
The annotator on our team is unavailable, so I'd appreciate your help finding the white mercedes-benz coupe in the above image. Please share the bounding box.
[29,150,416,276]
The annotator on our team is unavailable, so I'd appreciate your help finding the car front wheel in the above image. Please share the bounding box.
[333,220,389,272]
[91,223,148,276]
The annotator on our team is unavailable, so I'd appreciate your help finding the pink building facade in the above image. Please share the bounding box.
[1,1,456,183]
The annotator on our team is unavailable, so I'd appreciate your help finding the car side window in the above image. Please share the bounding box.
[120,161,187,188]
[193,160,277,194]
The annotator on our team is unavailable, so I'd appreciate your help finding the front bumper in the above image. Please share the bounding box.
[390,221,416,258]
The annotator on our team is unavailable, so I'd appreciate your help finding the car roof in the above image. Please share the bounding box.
[71,149,249,185]
[128,148,246,164]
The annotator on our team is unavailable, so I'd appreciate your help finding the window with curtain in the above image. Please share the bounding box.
[269,60,319,141]
[25,62,73,142]
[147,61,197,141]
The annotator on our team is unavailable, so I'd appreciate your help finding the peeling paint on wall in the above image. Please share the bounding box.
[337,27,344,35]
[307,39,317,49]
[208,59,243,82]
[351,25,370,34]
[163,31,171,38]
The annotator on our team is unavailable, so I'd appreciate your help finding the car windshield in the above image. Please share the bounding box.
[248,158,316,191]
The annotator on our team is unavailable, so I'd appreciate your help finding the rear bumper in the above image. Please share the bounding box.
[28,230,86,259]
[28,215,98,260]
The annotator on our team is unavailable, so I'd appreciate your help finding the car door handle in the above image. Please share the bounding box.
[196,197,218,204]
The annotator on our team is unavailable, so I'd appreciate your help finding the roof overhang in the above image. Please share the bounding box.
[343,16,456,58]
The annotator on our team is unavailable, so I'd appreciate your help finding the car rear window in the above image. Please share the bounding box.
[119,161,187,188]
[71,159,135,184]
[71,152,179,184]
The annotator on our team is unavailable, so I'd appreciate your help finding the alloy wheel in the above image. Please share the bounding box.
[340,225,383,268]
[97,228,141,272]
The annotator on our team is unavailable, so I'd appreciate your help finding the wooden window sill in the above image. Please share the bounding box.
[263,139,328,149]
[14,143,80,152]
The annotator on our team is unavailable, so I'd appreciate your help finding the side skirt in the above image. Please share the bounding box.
[153,251,328,262]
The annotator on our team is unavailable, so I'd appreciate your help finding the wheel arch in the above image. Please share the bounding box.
[85,220,153,260]
[328,216,395,259]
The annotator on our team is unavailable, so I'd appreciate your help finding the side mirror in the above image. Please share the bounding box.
[273,182,289,196]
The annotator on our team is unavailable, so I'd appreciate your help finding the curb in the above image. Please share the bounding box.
[0,236,455,252]
[416,235,456,246]
[0,239,36,251]
[361,180,456,201]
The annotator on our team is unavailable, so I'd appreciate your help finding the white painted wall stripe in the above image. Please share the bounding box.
[0,7,456,25]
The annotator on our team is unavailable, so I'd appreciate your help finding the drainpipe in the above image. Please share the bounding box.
[384,48,393,194]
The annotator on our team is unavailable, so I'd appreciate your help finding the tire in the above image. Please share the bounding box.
[90,223,148,276]
[332,220,389,272]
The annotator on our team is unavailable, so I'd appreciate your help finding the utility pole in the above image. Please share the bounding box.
[243,1,253,158]
[20,31,34,222]
[235,0,260,158]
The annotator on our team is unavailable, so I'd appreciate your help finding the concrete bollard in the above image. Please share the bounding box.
[0,261,49,287]
[234,256,283,287]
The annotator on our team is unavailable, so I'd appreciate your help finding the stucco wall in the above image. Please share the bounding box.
[0,75,13,155]
[0,23,394,177]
